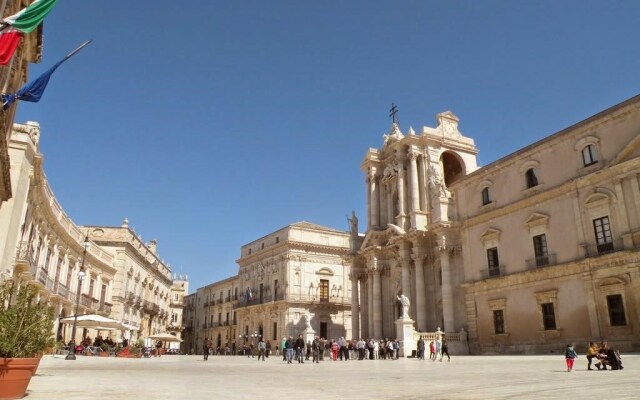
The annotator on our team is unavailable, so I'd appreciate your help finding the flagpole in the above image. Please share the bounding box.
[64,39,93,60]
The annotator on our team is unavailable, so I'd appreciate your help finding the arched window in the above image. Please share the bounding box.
[525,168,538,189]
[481,187,491,205]
[582,144,598,167]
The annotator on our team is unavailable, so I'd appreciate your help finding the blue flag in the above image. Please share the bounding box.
[2,39,91,110]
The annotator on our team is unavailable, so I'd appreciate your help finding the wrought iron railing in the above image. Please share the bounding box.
[526,253,557,269]
[585,239,624,257]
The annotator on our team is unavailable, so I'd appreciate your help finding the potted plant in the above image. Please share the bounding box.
[0,280,55,399]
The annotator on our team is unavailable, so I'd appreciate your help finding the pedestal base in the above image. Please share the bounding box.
[303,328,316,345]
[395,317,415,358]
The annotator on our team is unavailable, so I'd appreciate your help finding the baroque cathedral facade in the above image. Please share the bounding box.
[352,96,640,353]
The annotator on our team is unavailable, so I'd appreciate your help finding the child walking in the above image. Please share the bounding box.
[565,344,578,372]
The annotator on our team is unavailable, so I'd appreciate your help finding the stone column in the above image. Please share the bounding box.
[379,183,388,228]
[398,242,412,311]
[418,155,428,212]
[351,273,360,340]
[582,270,601,338]
[386,184,394,226]
[366,174,372,229]
[413,250,426,331]
[369,168,380,229]
[439,242,455,332]
[367,271,374,337]
[372,267,382,339]
[395,157,407,229]
[360,275,368,338]
[408,149,420,214]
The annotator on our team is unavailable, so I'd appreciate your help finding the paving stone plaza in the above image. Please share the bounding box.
[27,353,638,399]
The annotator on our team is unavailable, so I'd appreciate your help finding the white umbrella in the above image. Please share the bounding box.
[148,332,182,342]
[60,314,125,330]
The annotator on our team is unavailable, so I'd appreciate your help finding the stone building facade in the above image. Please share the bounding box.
[184,221,352,354]
[0,122,185,343]
[0,0,44,203]
[0,122,116,344]
[354,96,640,353]
[83,222,175,339]
[353,112,477,341]
[457,95,640,353]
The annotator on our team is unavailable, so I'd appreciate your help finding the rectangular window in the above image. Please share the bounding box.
[582,144,597,167]
[541,303,556,330]
[593,216,613,253]
[493,310,504,334]
[533,234,549,267]
[319,279,329,302]
[607,294,627,326]
[487,247,500,277]
[273,322,277,341]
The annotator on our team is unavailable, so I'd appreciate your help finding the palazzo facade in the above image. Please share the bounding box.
[0,122,186,344]
[184,221,352,354]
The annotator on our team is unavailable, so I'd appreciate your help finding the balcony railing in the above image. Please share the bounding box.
[526,253,557,270]
[99,302,113,314]
[234,293,351,309]
[80,294,92,308]
[480,265,504,280]
[585,239,624,257]
[57,283,69,299]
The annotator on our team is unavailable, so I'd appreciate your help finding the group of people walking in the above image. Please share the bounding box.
[416,336,450,362]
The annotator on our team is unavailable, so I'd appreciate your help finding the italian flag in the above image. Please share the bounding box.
[0,0,59,65]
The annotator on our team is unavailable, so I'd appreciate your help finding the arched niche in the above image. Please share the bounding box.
[441,151,466,186]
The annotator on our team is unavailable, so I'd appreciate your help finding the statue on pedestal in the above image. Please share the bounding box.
[397,294,410,319]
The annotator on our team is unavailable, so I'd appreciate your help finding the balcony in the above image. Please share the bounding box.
[14,240,35,273]
[526,253,557,270]
[480,265,505,280]
[57,283,69,300]
[99,302,113,314]
[585,239,624,257]
[91,298,100,310]
[80,294,93,308]
[125,292,136,304]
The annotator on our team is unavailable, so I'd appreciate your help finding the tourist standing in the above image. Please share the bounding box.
[257,338,266,361]
[586,342,599,370]
[295,334,305,363]
[417,338,425,360]
[565,344,578,372]
[281,337,287,361]
[440,339,450,362]
[429,341,436,360]
[266,340,271,358]
[202,338,211,361]
[312,336,321,363]
[285,336,294,364]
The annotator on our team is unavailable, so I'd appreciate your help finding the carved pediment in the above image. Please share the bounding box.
[480,228,501,244]
[609,130,640,166]
[316,267,334,276]
[524,213,549,228]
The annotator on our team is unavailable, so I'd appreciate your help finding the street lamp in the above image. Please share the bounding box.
[65,235,90,360]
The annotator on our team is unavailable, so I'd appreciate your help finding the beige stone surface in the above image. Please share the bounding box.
[27,353,640,399]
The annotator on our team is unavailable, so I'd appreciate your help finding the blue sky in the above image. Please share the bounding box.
[14,0,640,292]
